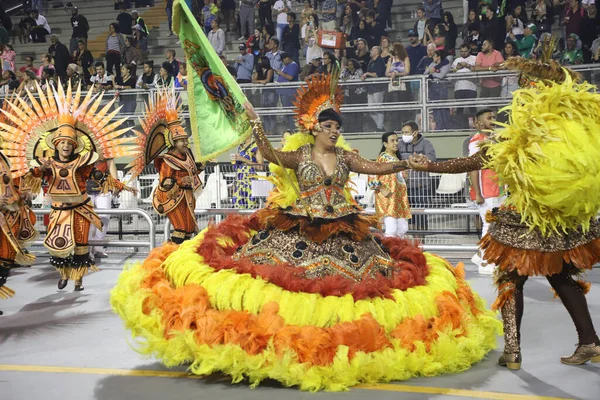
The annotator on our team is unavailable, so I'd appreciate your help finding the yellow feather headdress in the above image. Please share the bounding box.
[0,81,137,178]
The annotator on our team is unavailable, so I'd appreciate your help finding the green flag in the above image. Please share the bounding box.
[173,0,252,162]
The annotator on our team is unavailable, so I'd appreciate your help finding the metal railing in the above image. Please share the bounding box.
[31,208,156,250]
[7,63,600,134]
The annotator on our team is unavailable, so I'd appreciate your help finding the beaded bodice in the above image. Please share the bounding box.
[286,145,359,219]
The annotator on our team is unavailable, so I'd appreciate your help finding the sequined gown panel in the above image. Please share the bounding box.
[232,141,259,209]
[235,144,396,282]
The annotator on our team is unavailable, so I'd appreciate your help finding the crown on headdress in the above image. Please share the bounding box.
[292,72,344,133]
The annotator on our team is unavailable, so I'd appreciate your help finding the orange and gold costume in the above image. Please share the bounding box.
[0,82,138,290]
[129,89,204,244]
[368,152,411,221]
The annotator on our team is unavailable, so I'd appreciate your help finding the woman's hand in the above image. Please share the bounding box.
[243,101,259,120]
[407,153,430,171]
[38,157,51,171]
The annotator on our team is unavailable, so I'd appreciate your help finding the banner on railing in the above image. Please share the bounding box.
[172,0,252,161]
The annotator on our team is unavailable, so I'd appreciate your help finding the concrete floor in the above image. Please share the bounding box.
[1,249,599,400]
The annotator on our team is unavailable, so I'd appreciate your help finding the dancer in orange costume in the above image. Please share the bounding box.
[129,89,204,244]
[0,148,36,315]
[0,82,138,291]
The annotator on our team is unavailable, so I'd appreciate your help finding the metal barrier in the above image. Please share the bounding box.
[32,208,156,250]
[163,207,482,253]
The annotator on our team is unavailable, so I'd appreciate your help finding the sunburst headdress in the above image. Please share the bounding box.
[292,71,344,133]
[0,81,137,178]
[127,88,188,182]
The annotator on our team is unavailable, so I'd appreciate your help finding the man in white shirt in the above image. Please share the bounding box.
[31,9,51,43]
[88,62,114,91]
[451,44,478,129]
[208,19,225,55]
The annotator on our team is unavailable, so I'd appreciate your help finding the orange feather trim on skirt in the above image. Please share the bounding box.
[480,234,600,277]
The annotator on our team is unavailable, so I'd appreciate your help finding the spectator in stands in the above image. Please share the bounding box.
[442,12,458,54]
[156,62,174,88]
[321,0,338,30]
[380,36,391,64]
[0,8,12,34]
[201,0,219,35]
[581,3,599,62]
[466,23,484,54]
[252,56,276,133]
[49,35,70,81]
[37,53,54,79]
[423,0,442,28]
[106,23,125,81]
[132,10,149,36]
[133,25,149,60]
[70,7,89,54]
[397,120,436,231]
[220,55,238,78]
[301,55,321,79]
[560,33,584,65]
[425,50,451,130]
[415,42,435,74]
[481,5,505,50]
[353,38,371,71]
[73,39,94,85]
[18,56,38,78]
[339,58,365,128]
[275,52,299,128]
[221,0,236,33]
[386,42,410,126]
[89,62,114,91]
[365,10,384,48]
[506,4,528,41]
[474,39,504,97]
[18,10,36,44]
[532,0,554,34]
[462,9,478,41]
[304,13,323,65]
[375,0,393,31]
[362,46,386,131]
[208,19,226,55]
[30,9,51,43]
[165,49,180,77]
[17,70,38,93]
[175,62,187,89]
[414,7,428,43]
[136,60,158,88]
[117,4,134,35]
[500,41,520,98]
[562,0,586,38]
[123,36,143,76]
[239,0,258,41]
[282,12,301,65]
[166,0,174,36]
[274,0,292,41]
[406,30,427,75]
[509,23,537,58]
[451,43,478,129]
[40,67,56,90]
[65,63,82,89]
[319,51,339,74]
[235,43,254,83]
[0,44,15,72]
[115,64,138,116]
[266,38,284,79]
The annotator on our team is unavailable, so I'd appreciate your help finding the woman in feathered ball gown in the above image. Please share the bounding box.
[111,75,501,391]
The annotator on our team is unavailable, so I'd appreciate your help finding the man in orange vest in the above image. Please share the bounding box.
[469,109,505,275]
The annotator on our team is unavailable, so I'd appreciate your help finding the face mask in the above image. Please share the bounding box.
[402,134,413,143]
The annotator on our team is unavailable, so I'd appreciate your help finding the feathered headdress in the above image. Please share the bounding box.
[292,72,344,133]
[127,88,188,182]
[0,81,137,178]
[503,35,581,87]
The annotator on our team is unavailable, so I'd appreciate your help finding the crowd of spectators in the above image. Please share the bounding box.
[0,1,597,132]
